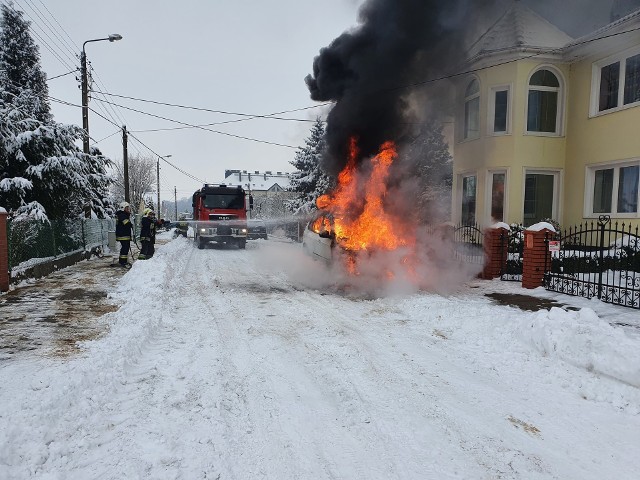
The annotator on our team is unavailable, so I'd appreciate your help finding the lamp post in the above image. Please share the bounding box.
[157,155,171,216]
[81,34,122,154]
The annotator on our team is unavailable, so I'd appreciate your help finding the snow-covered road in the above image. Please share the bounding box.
[1,237,639,479]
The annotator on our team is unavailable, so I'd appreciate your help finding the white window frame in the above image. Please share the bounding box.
[463,78,480,141]
[590,45,640,117]
[521,168,563,224]
[524,66,565,137]
[487,85,512,136]
[584,158,640,218]
[485,169,509,224]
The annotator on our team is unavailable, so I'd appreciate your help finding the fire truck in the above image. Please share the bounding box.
[192,184,252,249]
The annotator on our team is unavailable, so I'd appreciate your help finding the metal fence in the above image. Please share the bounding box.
[7,217,115,272]
[543,215,640,309]
[453,223,484,264]
[500,224,524,281]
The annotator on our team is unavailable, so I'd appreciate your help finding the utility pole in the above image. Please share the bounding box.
[174,186,178,220]
[157,158,160,215]
[80,50,90,154]
[122,126,130,203]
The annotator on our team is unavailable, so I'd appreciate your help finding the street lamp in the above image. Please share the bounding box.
[157,155,171,216]
[81,34,123,154]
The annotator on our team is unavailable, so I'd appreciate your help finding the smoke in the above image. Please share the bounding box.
[305,0,499,175]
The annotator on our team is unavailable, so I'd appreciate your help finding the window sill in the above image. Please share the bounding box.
[589,101,640,118]
[523,131,563,137]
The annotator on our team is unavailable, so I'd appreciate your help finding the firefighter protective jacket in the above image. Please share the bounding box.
[140,215,156,242]
[115,210,133,241]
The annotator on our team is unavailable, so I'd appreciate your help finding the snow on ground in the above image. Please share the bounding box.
[1,235,639,479]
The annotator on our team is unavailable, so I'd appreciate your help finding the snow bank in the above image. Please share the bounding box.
[519,307,640,388]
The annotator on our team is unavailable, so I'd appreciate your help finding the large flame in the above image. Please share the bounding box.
[315,138,415,256]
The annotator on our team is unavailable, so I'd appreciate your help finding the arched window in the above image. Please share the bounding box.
[527,69,561,134]
[464,79,480,140]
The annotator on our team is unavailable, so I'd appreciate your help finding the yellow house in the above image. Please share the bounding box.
[452,2,640,230]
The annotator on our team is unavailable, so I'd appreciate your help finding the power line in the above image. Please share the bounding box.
[127,134,206,184]
[92,90,332,120]
[17,0,78,60]
[91,96,299,149]
[47,69,76,81]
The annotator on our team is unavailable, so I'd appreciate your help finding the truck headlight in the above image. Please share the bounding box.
[241,228,247,233]
[200,228,206,233]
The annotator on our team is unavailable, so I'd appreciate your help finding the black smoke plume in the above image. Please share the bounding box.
[305,0,498,175]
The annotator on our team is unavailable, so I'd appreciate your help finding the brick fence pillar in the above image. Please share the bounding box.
[0,210,9,292]
[522,227,553,289]
[482,226,509,279]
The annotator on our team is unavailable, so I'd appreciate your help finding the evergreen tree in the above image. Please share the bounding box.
[286,118,334,214]
[0,3,113,220]
[404,118,453,222]
[0,3,50,123]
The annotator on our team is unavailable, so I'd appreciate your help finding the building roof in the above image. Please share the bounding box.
[564,6,640,55]
[467,1,574,63]
[221,170,293,192]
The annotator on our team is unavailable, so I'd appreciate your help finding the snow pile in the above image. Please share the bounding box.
[519,307,640,389]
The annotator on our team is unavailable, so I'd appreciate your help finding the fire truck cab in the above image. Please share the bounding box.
[192,184,250,249]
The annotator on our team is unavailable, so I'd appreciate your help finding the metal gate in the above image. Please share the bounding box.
[544,215,640,309]
[453,223,484,265]
[500,224,524,282]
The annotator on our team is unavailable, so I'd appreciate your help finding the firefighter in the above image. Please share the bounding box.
[176,215,188,237]
[115,202,133,268]
[138,208,156,260]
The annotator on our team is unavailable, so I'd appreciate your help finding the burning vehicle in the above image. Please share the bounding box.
[302,140,418,272]
[302,213,336,263]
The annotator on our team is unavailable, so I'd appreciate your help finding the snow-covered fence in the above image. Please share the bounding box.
[544,216,640,309]
[6,217,115,281]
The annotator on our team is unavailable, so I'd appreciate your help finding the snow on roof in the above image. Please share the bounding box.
[221,170,293,192]
[468,1,573,62]
[564,6,640,53]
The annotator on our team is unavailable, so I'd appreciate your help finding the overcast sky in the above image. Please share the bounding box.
[21,0,361,200]
[18,0,615,201]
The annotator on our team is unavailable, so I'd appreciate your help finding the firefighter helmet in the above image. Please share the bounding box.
[143,208,153,216]
[119,201,130,209]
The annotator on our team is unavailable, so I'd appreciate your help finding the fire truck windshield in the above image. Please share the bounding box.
[202,194,244,210]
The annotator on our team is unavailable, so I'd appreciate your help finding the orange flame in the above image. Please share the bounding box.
[316,138,414,256]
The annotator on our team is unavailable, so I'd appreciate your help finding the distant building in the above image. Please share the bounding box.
[222,169,296,218]
[223,169,292,193]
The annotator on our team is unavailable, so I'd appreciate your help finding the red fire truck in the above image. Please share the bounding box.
[192,184,252,249]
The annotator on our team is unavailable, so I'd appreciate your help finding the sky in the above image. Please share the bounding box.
[21,0,363,201]
[13,0,617,203]
[1,234,640,478]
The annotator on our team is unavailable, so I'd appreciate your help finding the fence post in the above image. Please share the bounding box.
[482,225,509,279]
[0,210,9,292]
[522,226,554,289]
[596,215,610,300]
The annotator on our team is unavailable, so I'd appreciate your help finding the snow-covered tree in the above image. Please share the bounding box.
[286,118,334,214]
[404,118,453,222]
[110,154,157,211]
[0,3,113,220]
[0,3,50,123]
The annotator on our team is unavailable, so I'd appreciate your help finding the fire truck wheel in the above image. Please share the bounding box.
[237,239,246,249]
[197,238,205,249]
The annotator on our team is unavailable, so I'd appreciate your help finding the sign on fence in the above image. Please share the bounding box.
[548,240,560,252]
